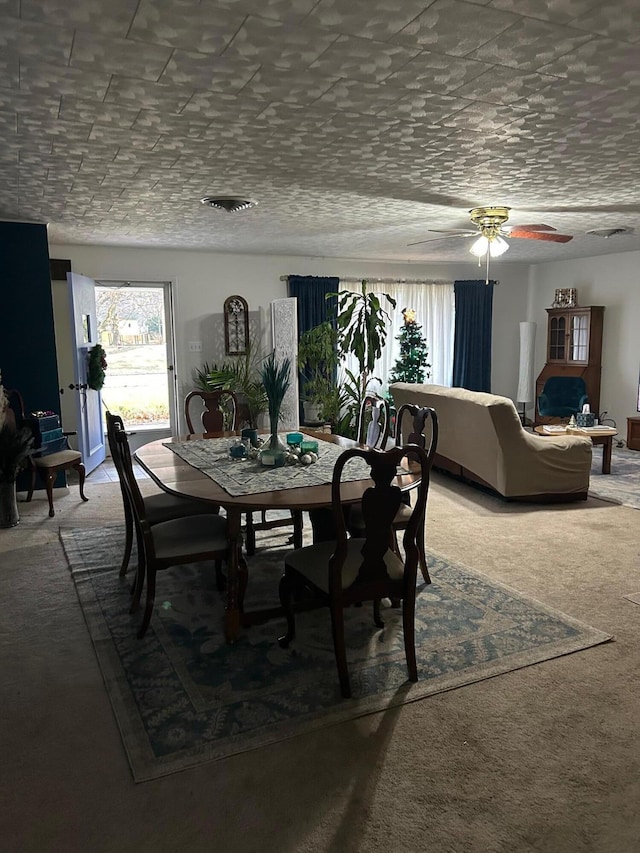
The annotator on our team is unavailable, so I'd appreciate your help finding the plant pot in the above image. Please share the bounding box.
[303,401,322,423]
[0,480,19,528]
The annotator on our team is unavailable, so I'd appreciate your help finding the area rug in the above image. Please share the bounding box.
[61,524,611,782]
[589,444,640,508]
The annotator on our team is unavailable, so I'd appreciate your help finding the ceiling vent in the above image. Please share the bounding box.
[586,227,634,238]
[200,196,257,212]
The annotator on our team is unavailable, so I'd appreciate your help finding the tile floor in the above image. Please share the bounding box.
[70,457,149,485]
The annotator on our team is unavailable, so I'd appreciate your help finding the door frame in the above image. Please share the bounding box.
[95,278,179,451]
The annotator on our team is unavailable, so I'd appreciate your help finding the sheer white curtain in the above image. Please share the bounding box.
[340,281,455,393]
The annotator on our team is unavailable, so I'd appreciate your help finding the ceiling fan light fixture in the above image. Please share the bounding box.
[470,235,490,257]
[200,196,258,213]
[490,235,509,257]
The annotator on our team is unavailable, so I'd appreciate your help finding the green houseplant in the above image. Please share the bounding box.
[259,353,291,466]
[297,321,348,429]
[333,280,396,438]
[193,338,268,429]
[0,375,34,527]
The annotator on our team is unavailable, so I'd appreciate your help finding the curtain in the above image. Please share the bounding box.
[286,275,339,334]
[340,281,455,393]
[452,280,494,392]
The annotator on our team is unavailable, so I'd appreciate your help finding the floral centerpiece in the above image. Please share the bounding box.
[0,370,35,527]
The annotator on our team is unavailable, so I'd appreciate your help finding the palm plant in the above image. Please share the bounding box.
[193,339,268,428]
[259,353,291,449]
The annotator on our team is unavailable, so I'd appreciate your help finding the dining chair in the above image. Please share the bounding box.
[112,420,246,639]
[356,393,391,449]
[105,410,218,581]
[7,388,88,518]
[184,389,239,434]
[392,404,439,584]
[278,440,436,698]
[184,392,303,556]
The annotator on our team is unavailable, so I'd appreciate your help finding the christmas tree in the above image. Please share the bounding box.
[389,308,431,384]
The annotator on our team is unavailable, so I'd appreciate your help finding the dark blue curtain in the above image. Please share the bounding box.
[287,275,339,333]
[452,280,494,392]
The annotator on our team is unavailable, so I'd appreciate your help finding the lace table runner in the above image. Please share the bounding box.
[163,435,372,497]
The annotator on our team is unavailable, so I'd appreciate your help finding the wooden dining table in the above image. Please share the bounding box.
[134,430,421,642]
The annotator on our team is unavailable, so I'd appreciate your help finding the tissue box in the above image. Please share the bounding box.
[576,412,595,428]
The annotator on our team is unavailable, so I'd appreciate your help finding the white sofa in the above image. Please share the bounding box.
[390,383,592,502]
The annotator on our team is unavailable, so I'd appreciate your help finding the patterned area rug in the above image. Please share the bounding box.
[61,525,611,782]
[589,445,640,508]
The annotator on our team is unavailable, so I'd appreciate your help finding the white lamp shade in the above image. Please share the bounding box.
[516,321,536,404]
[489,235,509,257]
[469,235,489,257]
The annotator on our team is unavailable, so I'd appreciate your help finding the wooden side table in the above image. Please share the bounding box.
[627,417,640,451]
[534,425,617,474]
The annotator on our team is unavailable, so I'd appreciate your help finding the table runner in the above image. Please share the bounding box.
[163,435,371,497]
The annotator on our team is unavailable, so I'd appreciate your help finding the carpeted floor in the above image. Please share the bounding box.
[589,443,640,508]
[2,471,639,852]
[61,524,610,782]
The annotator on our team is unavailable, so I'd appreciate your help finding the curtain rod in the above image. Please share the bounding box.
[280,275,451,285]
[280,275,499,285]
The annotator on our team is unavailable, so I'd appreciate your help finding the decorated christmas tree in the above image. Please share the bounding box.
[389,308,431,384]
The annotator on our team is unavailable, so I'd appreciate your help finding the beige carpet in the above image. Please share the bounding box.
[1,473,639,852]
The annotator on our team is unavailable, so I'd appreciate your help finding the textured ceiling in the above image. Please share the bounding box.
[2,0,640,263]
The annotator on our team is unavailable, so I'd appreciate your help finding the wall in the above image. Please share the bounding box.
[48,243,531,431]
[529,250,640,433]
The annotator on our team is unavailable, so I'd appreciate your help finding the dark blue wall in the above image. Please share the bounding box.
[0,222,60,412]
[0,222,62,492]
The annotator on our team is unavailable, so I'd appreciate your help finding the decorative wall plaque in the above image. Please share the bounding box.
[224,295,249,355]
[551,288,577,308]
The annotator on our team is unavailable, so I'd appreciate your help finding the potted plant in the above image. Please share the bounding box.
[193,337,268,429]
[333,280,396,438]
[0,375,34,527]
[258,353,291,467]
[297,321,346,428]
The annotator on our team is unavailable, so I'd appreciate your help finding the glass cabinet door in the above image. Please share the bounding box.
[569,313,589,363]
[548,315,566,361]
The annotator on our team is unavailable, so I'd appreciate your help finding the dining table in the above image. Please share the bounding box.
[134,429,422,642]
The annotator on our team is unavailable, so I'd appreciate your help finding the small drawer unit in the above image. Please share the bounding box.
[626,417,640,451]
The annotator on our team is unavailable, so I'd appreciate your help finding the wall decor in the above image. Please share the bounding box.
[223,295,249,355]
[552,288,577,308]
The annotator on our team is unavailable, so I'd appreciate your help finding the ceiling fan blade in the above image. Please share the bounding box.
[508,230,573,243]
[427,229,476,235]
[506,223,556,232]
[407,233,473,247]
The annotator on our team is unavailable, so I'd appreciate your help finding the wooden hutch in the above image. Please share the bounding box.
[535,305,604,425]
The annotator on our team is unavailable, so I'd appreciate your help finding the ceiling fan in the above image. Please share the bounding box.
[408,206,574,282]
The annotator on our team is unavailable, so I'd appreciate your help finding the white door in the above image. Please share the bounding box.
[68,272,106,474]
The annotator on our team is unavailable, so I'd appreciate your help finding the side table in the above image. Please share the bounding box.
[627,417,640,451]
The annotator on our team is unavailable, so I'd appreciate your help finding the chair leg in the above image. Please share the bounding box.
[329,601,351,698]
[74,461,89,502]
[215,560,226,591]
[277,571,296,647]
[137,567,156,639]
[26,462,36,503]
[417,511,430,584]
[245,512,256,556]
[120,499,134,576]
[402,594,418,683]
[237,552,248,611]
[43,471,56,517]
[373,598,384,628]
[292,510,304,549]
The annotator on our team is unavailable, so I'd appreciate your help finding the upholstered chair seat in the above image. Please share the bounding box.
[285,538,404,594]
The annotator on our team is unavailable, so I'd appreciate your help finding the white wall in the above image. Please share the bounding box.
[529,250,640,432]
[48,243,530,431]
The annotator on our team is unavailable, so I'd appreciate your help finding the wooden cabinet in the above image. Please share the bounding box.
[627,417,640,451]
[535,306,604,425]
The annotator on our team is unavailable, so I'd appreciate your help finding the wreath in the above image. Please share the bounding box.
[87,344,108,391]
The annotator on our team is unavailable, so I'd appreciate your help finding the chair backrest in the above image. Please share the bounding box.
[330,432,437,589]
[105,410,129,497]
[541,375,588,404]
[356,394,391,449]
[107,413,148,525]
[184,390,238,434]
[394,404,439,467]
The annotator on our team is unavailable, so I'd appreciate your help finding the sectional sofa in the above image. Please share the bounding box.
[390,382,592,502]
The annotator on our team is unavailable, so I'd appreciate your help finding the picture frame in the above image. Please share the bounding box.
[223,295,249,355]
[552,288,577,308]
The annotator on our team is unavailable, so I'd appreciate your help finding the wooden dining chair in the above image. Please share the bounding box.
[356,393,391,449]
[392,405,439,584]
[105,410,217,580]
[184,389,238,434]
[112,421,246,639]
[184,391,303,556]
[278,441,435,698]
[6,388,88,518]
